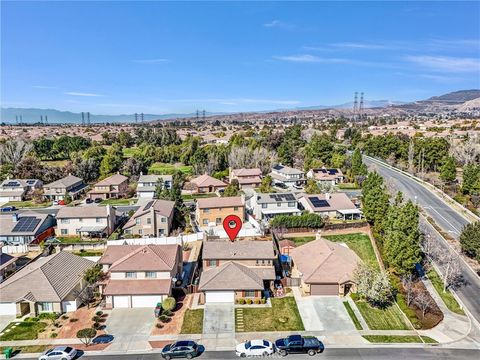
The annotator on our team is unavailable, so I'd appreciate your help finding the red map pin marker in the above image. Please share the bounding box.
[223,214,242,242]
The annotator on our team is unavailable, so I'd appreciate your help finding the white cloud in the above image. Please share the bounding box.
[132,58,169,64]
[417,73,462,83]
[263,20,282,27]
[404,55,480,73]
[330,42,389,50]
[32,85,57,89]
[272,54,348,63]
[65,92,104,97]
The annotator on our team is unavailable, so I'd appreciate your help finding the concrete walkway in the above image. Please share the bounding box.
[346,297,369,330]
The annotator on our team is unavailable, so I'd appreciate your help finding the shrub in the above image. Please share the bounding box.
[261,298,266,304]
[246,299,253,305]
[77,328,97,347]
[159,315,169,323]
[25,317,40,322]
[162,297,176,312]
[39,312,60,322]
[93,322,101,329]
[271,213,324,229]
[61,315,69,320]
[50,332,58,338]
[96,311,103,316]
[70,318,79,323]
[156,323,164,329]
[163,310,173,317]
[237,298,245,305]
[92,316,101,323]
[254,298,261,304]
[350,293,359,301]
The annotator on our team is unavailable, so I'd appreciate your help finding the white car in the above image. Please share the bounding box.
[236,339,275,357]
[38,346,77,360]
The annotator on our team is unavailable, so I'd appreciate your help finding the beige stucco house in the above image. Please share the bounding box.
[56,205,117,238]
[196,196,244,228]
[123,199,175,237]
[43,175,88,201]
[87,173,129,200]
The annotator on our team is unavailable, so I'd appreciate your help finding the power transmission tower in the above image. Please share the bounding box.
[20,115,23,123]
[134,113,138,123]
[140,113,144,123]
[40,115,44,125]
[202,110,206,121]
[45,115,48,125]
[196,110,199,121]
[87,112,91,126]
[81,112,85,126]
[15,116,18,124]
[359,92,364,120]
[353,92,358,121]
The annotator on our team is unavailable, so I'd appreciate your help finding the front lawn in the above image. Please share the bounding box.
[236,297,304,332]
[0,345,49,354]
[284,236,316,246]
[0,321,47,341]
[149,162,193,175]
[343,301,363,330]
[336,183,360,190]
[324,233,378,268]
[4,201,49,209]
[180,309,204,334]
[427,268,465,315]
[363,335,437,343]
[100,198,133,206]
[354,301,411,330]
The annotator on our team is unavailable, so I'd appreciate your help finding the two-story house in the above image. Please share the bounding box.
[249,192,301,222]
[269,164,305,189]
[136,173,173,199]
[198,240,277,304]
[306,167,344,186]
[298,192,362,220]
[196,196,244,228]
[98,244,182,308]
[43,175,88,201]
[56,205,117,238]
[122,199,175,237]
[0,212,56,245]
[229,168,262,189]
[87,173,129,200]
[0,178,43,203]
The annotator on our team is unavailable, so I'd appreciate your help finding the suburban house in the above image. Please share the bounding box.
[269,164,305,189]
[0,245,16,283]
[249,192,301,222]
[188,174,227,194]
[136,173,173,198]
[229,168,262,189]
[306,167,344,186]
[290,237,361,296]
[0,251,94,316]
[87,173,128,200]
[123,199,175,237]
[0,178,42,203]
[198,240,277,303]
[196,196,244,227]
[98,244,182,308]
[43,175,88,201]
[0,212,56,245]
[298,193,362,220]
[56,205,117,238]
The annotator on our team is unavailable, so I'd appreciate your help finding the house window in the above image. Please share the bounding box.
[145,271,157,278]
[234,207,238,211]
[277,203,281,207]
[60,219,69,224]
[203,219,209,225]
[138,229,143,235]
[161,217,166,223]
[126,272,136,278]
[244,290,255,297]
[215,217,222,225]
[208,260,218,267]
[288,202,296,207]
[203,208,210,213]
[261,204,267,209]
[147,218,152,224]
[136,218,141,225]
[60,229,68,235]
[38,302,53,312]
[96,218,103,223]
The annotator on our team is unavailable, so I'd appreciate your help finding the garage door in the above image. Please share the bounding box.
[0,197,9,203]
[113,296,130,308]
[131,295,163,308]
[311,284,338,296]
[61,300,80,313]
[0,303,17,315]
[205,291,235,303]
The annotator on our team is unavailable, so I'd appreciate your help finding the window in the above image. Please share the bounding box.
[203,219,208,225]
[138,229,143,235]
[147,218,152,224]
[61,229,68,235]
[126,272,136,278]
[208,260,218,267]
[288,202,296,207]
[203,208,210,213]
[244,290,255,297]
[161,217,166,223]
[136,218,141,225]
[277,202,281,207]
[60,219,69,224]
[145,271,157,278]
[215,217,222,225]
[38,302,53,312]
[261,203,267,209]
[234,207,238,211]
[96,218,103,223]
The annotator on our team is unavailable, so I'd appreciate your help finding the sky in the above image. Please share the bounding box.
[1,1,480,115]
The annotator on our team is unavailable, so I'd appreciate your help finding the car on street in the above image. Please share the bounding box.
[0,206,16,212]
[236,339,275,357]
[94,198,102,203]
[38,346,77,360]
[86,198,93,204]
[161,340,200,359]
[275,335,324,356]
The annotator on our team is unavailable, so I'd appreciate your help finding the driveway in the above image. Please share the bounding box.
[105,308,155,351]
[203,304,234,334]
[0,315,15,332]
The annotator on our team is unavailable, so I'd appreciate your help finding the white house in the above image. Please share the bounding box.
[248,192,301,223]
[56,205,118,238]
[136,173,172,199]
[269,164,305,189]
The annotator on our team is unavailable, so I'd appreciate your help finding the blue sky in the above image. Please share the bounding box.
[2,1,479,115]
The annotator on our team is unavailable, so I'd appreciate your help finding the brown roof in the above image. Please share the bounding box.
[231,168,262,177]
[123,199,175,229]
[103,279,171,295]
[99,244,180,272]
[290,238,361,284]
[190,174,227,188]
[56,205,111,219]
[198,261,264,291]
[237,177,262,185]
[202,240,276,260]
[196,196,244,209]
[279,240,295,249]
[300,193,357,212]
[94,173,128,187]
[309,168,344,181]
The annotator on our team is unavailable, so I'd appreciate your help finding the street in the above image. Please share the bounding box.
[364,156,480,323]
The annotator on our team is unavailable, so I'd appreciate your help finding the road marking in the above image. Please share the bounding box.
[426,205,461,235]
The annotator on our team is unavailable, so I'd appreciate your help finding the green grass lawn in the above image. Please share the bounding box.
[55,236,104,244]
[354,301,411,330]
[236,297,304,332]
[343,301,363,330]
[324,233,379,268]
[337,183,360,190]
[181,193,218,201]
[4,201,50,209]
[0,322,47,341]
[362,335,437,343]
[73,250,104,257]
[41,160,69,167]
[100,198,133,205]
[122,147,138,158]
[0,345,49,354]
[149,162,193,175]
[427,268,465,315]
[180,309,204,334]
[284,236,316,246]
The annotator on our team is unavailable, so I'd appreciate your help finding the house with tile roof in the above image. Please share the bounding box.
[195,196,244,228]
[229,168,262,189]
[123,199,175,237]
[43,175,88,201]
[87,173,129,200]
[0,251,94,316]
[136,173,173,199]
[56,205,118,238]
[0,178,42,202]
[306,167,344,186]
[98,244,182,308]
[269,164,306,189]
[0,212,56,245]
[188,174,227,194]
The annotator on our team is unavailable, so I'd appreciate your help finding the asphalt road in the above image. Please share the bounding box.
[17,348,480,360]
[364,156,480,323]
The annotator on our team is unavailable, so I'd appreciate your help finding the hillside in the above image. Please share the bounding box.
[426,89,480,103]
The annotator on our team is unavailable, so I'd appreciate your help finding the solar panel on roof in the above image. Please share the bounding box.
[273,165,284,171]
[143,201,154,211]
[12,217,41,233]
[327,169,338,175]
[285,194,296,201]
[5,182,20,187]
[309,197,330,208]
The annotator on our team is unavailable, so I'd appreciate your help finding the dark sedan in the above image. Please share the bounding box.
[161,340,200,360]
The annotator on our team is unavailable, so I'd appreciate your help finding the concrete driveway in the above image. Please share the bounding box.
[0,315,15,332]
[105,308,155,351]
[203,304,234,334]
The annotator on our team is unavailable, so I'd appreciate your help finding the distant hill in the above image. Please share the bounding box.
[425,89,480,103]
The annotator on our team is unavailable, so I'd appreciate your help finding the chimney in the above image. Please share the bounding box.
[12,213,18,222]
[325,193,331,200]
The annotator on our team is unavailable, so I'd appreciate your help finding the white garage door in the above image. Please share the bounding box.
[205,291,235,303]
[131,295,163,308]
[0,197,9,203]
[113,296,130,308]
[61,300,79,313]
[0,303,17,315]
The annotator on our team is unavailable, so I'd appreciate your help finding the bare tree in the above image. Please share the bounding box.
[450,135,480,165]
[437,251,462,292]
[228,146,276,174]
[401,274,416,306]
[421,233,439,263]
[414,289,434,319]
[0,139,32,165]
[408,139,415,173]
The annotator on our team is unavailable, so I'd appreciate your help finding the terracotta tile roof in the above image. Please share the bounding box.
[190,174,227,188]
[290,238,361,284]
[56,205,111,219]
[196,196,244,209]
[198,262,264,291]
[103,279,171,295]
[203,240,276,260]
[123,199,175,229]
[94,173,128,186]
[231,168,262,177]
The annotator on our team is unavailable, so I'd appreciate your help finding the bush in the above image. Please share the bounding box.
[237,298,245,305]
[92,316,101,323]
[159,315,169,323]
[61,315,69,320]
[261,298,266,304]
[70,318,79,323]
[163,310,173,317]
[162,297,176,312]
[25,317,40,322]
[93,322,101,329]
[39,312,60,321]
[254,298,261,304]
[50,332,58,338]
[77,328,97,346]
[156,323,164,329]
[350,293,359,301]
[246,299,253,305]
[271,213,324,229]
[96,311,103,316]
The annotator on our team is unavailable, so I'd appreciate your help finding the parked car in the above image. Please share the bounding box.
[161,340,200,359]
[86,198,93,204]
[236,339,274,357]
[94,198,102,203]
[0,206,17,212]
[274,335,324,356]
[58,200,66,205]
[52,200,59,206]
[38,346,77,360]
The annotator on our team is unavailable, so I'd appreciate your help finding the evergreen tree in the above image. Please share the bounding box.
[361,172,390,237]
[222,179,240,197]
[440,156,456,183]
[460,222,480,262]
[462,164,480,195]
[99,144,123,177]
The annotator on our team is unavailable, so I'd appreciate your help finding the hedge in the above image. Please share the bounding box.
[271,213,324,229]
